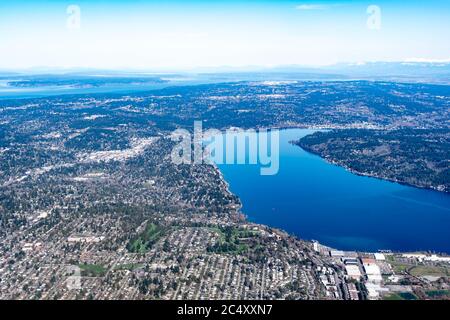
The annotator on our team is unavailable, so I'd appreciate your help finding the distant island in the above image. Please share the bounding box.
[4,75,166,88]
[296,129,450,193]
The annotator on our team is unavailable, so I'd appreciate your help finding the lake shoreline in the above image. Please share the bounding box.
[295,142,450,196]
[215,128,450,254]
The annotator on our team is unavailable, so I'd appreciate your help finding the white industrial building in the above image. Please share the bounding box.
[363,263,383,283]
[345,265,362,280]
[374,253,386,261]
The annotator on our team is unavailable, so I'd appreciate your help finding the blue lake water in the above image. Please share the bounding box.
[216,129,450,253]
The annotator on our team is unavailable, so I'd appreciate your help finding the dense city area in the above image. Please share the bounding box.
[0,80,449,300]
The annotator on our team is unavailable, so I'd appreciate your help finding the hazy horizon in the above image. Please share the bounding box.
[2,60,450,75]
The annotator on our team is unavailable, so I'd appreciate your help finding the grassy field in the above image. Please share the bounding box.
[114,263,144,271]
[207,226,256,255]
[384,292,417,300]
[127,223,167,253]
[409,265,450,277]
[388,261,413,274]
[78,263,107,277]
[425,290,450,298]
[385,255,412,273]
[386,255,449,277]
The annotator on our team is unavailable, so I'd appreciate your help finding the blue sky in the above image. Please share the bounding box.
[0,0,449,70]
